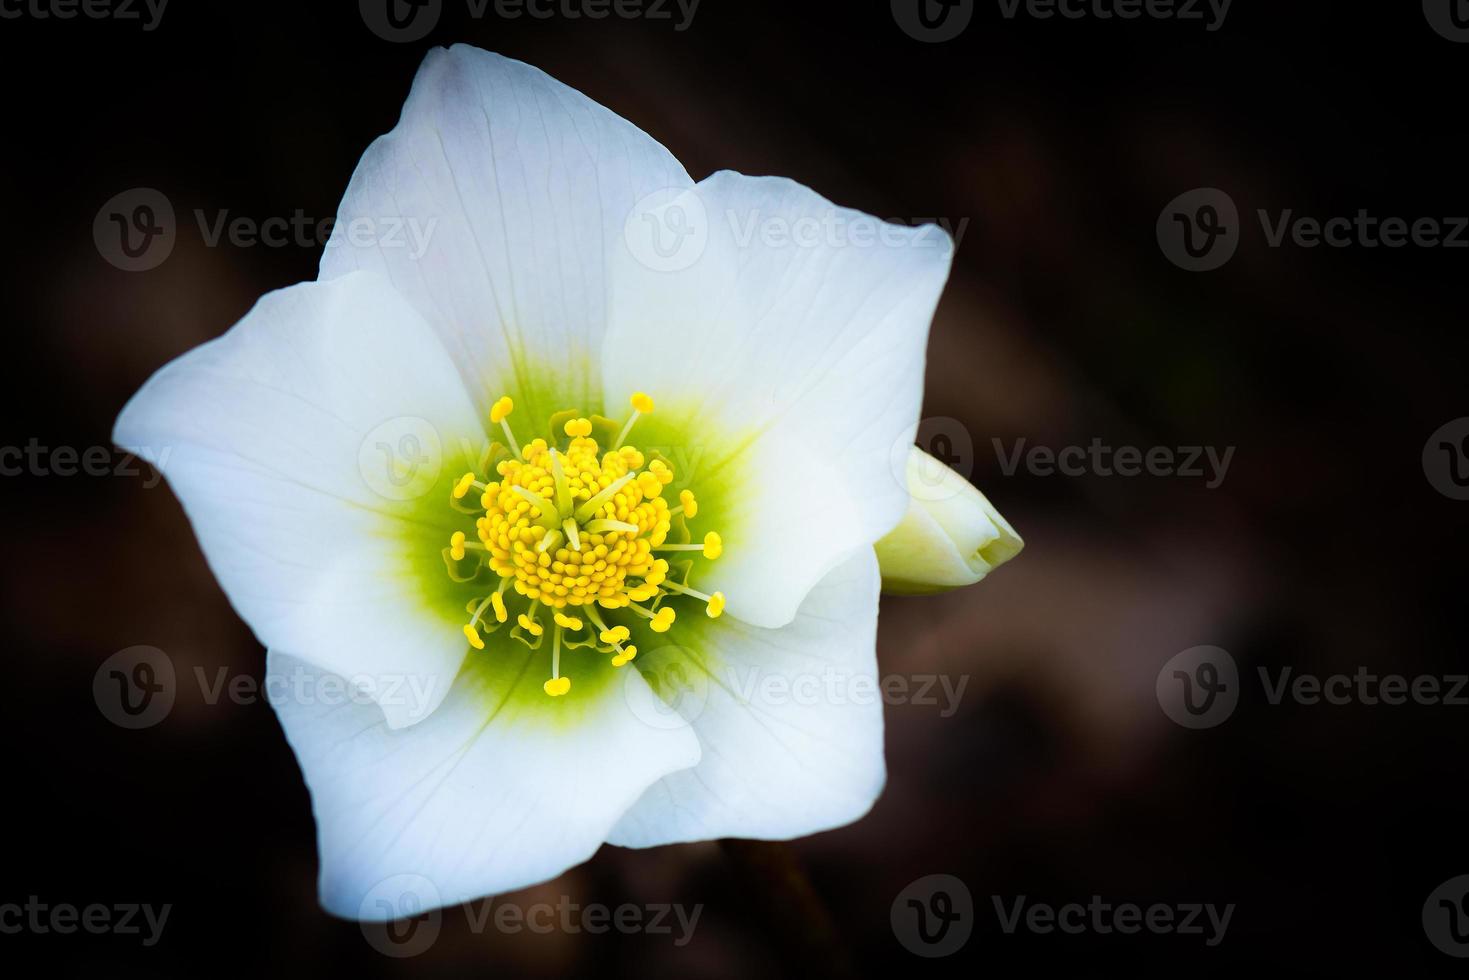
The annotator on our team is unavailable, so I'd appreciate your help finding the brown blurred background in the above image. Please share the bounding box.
[3,0,1467,974]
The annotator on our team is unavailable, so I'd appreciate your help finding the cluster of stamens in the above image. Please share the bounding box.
[445,392,725,697]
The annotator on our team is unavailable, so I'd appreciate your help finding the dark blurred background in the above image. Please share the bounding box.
[3,0,1467,974]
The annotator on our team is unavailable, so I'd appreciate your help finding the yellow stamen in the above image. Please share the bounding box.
[452,472,477,500]
[447,391,731,677]
[614,392,653,448]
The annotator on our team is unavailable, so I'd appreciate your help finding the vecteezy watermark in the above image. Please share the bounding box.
[622,186,963,274]
[0,0,167,29]
[94,188,176,272]
[93,646,176,730]
[359,0,700,42]
[1156,646,1239,729]
[1424,875,1469,957]
[0,440,169,486]
[891,0,975,42]
[93,647,446,729]
[359,874,703,958]
[94,188,440,272]
[890,417,976,503]
[992,895,1234,946]
[1158,646,1469,730]
[625,655,970,730]
[892,874,974,957]
[995,0,1231,31]
[1423,418,1469,501]
[358,416,446,502]
[0,898,171,947]
[1160,187,1469,271]
[993,437,1235,488]
[1424,0,1469,42]
[1156,188,1239,272]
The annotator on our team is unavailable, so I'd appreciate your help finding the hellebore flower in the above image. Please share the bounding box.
[114,45,1021,918]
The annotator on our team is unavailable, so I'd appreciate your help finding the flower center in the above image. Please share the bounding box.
[444,392,725,698]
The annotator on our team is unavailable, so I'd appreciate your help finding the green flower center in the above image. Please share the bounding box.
[444,392,725,698]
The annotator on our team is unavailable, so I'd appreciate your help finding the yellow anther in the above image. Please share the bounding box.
[449,394,727,668]
[543,676,571,697]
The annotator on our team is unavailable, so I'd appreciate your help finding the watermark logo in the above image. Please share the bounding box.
[0,0,168,29]
[624,647,711,729]
[356,874,702,956]
[892,874,973,957]
[994,895,1233,945]
[993,437,1233,487]
[892,417,976,502]
[94,188,175,272]
[996,0,1231,30]
[360,0,442,41]
[93,646,175,730]
[1162,188,1469,270]
[359,874,443,958]
[1423,418,1469,501]
[0,898,171,946]
[1425,876,1469,957]
[891,0,974,42]
[1156,645,1238,729]
[1424,0,1469,42]
[1157,188,1239,272]
[623,187,710,273]
[1,440,168,486]
[358,417,445,502]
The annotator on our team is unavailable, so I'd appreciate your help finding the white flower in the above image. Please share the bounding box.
[114,45,1020,919]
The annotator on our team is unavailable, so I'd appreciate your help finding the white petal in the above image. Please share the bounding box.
[267,649,701,917]
[114,271,488,728]
[603,171,953,628]
[607,549,884,847]
[321,45,693,421]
